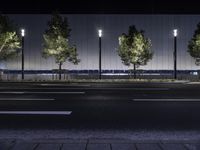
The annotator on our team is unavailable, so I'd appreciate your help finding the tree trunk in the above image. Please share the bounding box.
[59,62,62,80]
[133,64,136,79]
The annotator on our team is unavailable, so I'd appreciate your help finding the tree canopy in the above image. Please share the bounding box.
[188,22,200,65]
[42,13,79,66]
[0,14,21,61]
[118,25,153,68]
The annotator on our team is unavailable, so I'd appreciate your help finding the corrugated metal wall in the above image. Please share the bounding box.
[2,15,200,70]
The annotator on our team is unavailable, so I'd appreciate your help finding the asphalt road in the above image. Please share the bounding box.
[0,81,200,140]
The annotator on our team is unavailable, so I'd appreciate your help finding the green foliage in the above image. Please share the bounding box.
[45,13,71,39]
[0,14,21,61]
[42,13,79,65]
[118,25,153,68]
[188,23,200,65]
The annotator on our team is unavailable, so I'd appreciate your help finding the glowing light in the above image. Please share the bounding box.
[173,29,178,37]
[98,29,102,37]
[21,29,25,37]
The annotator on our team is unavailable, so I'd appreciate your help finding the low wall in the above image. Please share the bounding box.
[0,73,199,81]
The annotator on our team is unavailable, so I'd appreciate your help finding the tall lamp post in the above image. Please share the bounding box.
[98,29,102,79]
[173,29,178,79]
[21,29,25,80]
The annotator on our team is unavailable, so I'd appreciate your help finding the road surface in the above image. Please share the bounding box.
[0,81,200,149]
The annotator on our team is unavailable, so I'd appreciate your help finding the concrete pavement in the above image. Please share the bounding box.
[1,138,200,150]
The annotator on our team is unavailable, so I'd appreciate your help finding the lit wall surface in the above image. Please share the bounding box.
[2,15,200,70]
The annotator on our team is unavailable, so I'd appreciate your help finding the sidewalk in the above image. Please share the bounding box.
[0,138,199,150]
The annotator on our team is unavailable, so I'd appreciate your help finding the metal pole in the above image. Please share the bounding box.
[99,36,102,79]
[174,36,177,79]
[21,36,24,80]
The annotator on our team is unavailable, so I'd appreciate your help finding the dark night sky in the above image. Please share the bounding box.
[0,0,200,14]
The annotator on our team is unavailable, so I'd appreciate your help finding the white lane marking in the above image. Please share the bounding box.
[0,87,169,90]
[40,84,91,87]
[106,87,167,90]
[186,82,200,84]
[133,99,200,101]
[0,111,72,115]
[0,92,25,94]
[27,92,85,94]
[0,98,55,101]
[130,88,169,90]
[0,92,85,94]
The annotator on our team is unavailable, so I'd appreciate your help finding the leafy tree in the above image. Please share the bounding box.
[0,14,21,61]
[188,22,200,65]
[43,13,79,80]
[118,25,153,79]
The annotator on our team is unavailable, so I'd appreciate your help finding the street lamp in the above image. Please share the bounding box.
[98,29,102,79]
[21,29,25,80]
[173,29,177,79]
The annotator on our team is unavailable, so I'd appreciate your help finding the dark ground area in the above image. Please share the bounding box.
[0,81,200,149]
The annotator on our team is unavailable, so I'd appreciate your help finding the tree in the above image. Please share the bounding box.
[0,14,21,62]
[118,25,153,79]
[188,22,200,66]
[43,13,80,80]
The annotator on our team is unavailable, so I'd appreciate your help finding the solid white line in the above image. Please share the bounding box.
[0,87,169,91]
[186,82,200,84]
[26,92,85,94]
[40,84,91,87]
[0,92,25,94]
[0,111,72,115]
[130,88,169,91]
[0,92,85,94]
[0,98,55,101]
[133,99,200,101]
[31,92,85,94]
